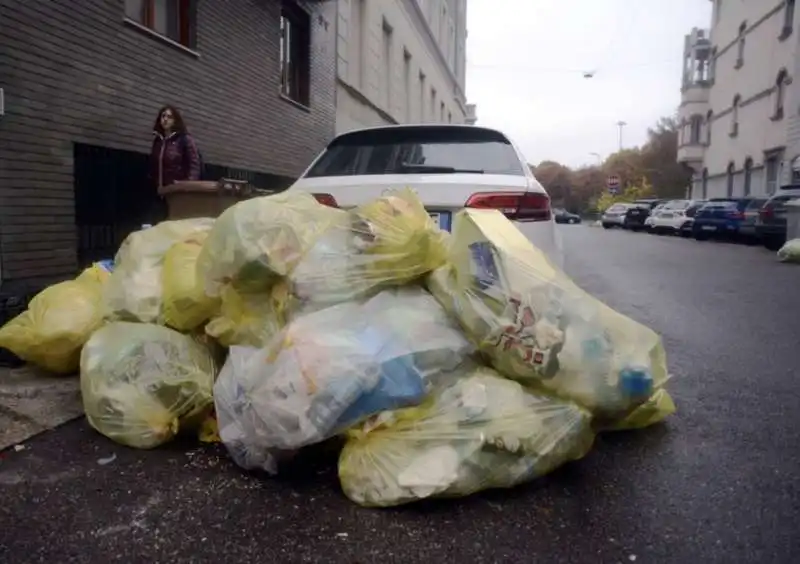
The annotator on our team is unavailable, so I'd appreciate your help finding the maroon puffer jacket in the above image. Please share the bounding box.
[150,131,201,187]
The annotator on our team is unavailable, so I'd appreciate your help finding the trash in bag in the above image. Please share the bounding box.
[288,188,449,312]
[161,231,220,331]
[0,264,111,374]
[204,281,293,347]
[338,362,595,507]
[104,219,214,323]
[427,209,671,424]
[196,191,348,297]
[81,321,218,449]
[777,238,800,263]
[214,287,473,474]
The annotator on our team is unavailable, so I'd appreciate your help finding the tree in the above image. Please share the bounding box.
[528,114,693,214]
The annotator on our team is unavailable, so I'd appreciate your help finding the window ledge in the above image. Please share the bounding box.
[779,25,793,41]
[279,93,311,113]
[123,18,200,58]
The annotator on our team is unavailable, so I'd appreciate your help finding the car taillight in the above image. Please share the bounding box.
[464,191,551,221]
[313,193,338,207]
[759,207,773,220]
[727,210,744,220]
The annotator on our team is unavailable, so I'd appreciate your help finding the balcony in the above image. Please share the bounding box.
[677,143,706,171]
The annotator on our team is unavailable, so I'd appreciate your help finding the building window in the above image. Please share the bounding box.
[773,69,788,120]
[726,162,735,197]
[280,2,311,107]
[403,50,412,122]
[701,168,708,199]
[124,0,196,48]
[736,22,746,67]
[730,95,740,137]
[706,110,714,145]
[348,0,366,88]
[765,155,780,194]
[743,158,753,196]
[419,72,426,121]
[440,101,445,122]
[447,111,452,123]
[430,88,436,118]
[381,19,394,112]
[689,115,703,144]
[781,0,795,39]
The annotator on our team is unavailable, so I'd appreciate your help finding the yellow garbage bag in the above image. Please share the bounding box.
[0,264,111,374]
[338,362,594,507]
[777,238,800,263]
[161,232,220,331]
[80,322,218,449]
[204,281,293,347]
[287,188,448,310]
[104,218,214,323]
[427,209,672,425]
[196,191,347,297]
[604,388,677,431]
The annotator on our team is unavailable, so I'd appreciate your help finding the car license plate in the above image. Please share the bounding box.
[428,211,452,231]
[662,213,673,218]
[702,225,716,231]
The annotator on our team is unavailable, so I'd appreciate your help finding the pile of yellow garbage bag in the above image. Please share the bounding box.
[0,187,676,507]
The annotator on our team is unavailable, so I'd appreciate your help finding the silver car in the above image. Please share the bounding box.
[601,203,634,228]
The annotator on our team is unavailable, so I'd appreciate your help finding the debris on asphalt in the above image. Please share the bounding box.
[97,453,116,465]
[777,238,800,263]
[0,188,676,507]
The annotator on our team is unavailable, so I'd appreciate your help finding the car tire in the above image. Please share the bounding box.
[693,232,709,241]
[602,223,612,229]
[763,236,784,251]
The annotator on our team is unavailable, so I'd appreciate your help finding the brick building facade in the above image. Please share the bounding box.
[0,0,337,291]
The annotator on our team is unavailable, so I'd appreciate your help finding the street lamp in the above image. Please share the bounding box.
[616,121,627,151]
[589,152,602,164]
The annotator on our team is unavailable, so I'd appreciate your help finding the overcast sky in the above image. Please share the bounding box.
[465,0,712,168]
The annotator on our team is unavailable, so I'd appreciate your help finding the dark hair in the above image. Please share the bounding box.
[153,105,188,135]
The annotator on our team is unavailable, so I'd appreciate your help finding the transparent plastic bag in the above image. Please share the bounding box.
[205,281,294,347]
[427,209,671,424]
[161,232,220,331]
[777,238,800,263]
[214,287,473,474]
[0,264,111,374]
[196,191,347,297]
[104,219,214,323]
[338,362,595,507]
[81,322,218,449]
[287,188,449,312]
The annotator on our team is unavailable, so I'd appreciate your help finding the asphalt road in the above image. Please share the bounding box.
[2,225,799,564]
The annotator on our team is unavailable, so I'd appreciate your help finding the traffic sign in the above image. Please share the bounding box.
[607,175,620,194]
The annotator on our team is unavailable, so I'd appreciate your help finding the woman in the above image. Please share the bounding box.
[146,105,201,224]
[150,105,201,189]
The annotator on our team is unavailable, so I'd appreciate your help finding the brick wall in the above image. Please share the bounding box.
[0,0,337,288]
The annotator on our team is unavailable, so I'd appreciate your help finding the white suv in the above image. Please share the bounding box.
[288,124,563,267]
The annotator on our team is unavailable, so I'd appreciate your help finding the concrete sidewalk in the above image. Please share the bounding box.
[0,366,83,450]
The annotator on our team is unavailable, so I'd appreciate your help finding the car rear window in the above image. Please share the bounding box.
[745,199,768,209]
[304,126,525,177]
[664,200,690,210]
[607,204,628,212]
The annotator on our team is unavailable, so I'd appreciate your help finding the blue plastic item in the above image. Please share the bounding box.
[618,366,654,398]
[96,259,115,273]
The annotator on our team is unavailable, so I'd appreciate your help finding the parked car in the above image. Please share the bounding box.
[678,200,707,237]
[649,199,702,234]
[601,203,634,228]
[644,203,668,230]
[691,197,763,241]
[624,200,666,231]
[554,208,582,224]
[288,124,563,267]
[737,197,769,243]
[755,187,800,250]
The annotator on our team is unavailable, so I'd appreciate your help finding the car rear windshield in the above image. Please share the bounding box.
[304,126,525,177]
[607,204,628,212]
[663,200,690,210]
